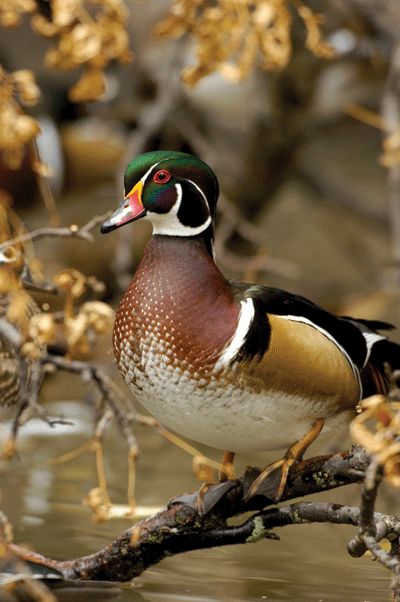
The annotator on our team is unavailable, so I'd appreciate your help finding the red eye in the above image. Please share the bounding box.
[153,169,171,184]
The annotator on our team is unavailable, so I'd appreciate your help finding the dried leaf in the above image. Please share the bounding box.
[297,5,335,60]
[0,110,41,150]
[0,65,41,168]
[153,13,190,38]
[29,313,56,345]
[155,0,332,86]
[37,0,132,98]
[30,13,61,36]
[52,0,82,28]
[81,301,114,334]
[0,0,36,29]
[12,69,41,105]
[54,268,87,298]
[1,148,25,170]
[350,395,400,488]
[68,66,105,103]
[53,269,113,358]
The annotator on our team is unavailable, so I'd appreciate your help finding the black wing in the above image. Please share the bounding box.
[228,282,394,370]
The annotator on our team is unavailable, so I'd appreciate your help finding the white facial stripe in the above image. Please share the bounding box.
[278,314,362,398]
[186,178,210,211]
[149,182,212,236]
[214,298,255,370]
[140,160,162,187]
[125,161,162,197]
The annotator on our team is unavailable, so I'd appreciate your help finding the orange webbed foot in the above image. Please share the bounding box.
[244,418,325,503]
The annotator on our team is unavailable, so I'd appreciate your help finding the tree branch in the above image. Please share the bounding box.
[0,213,112,251]
[8,446,372,582]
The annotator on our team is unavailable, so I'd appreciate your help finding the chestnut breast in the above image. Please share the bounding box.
[113,235,240,391]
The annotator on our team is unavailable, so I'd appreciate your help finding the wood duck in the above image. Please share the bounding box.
[0,246,54,420]
[101,150,400,509]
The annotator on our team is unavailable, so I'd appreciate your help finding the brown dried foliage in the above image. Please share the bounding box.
[350,392,400,488]
[0,65,41,169]
[27,269,114,360]
[1,0,132,104]
[0,0,36,29]
[0,200,114,361]
[31,0,133,102]
[0,0,132,167]
[0,0,335,169]
[154,0,334,86]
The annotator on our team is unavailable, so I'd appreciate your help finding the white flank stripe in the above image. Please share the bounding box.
[362,331,385,361]
[349,321,386,366]
[214,297,255,370]
[278,314,362,398]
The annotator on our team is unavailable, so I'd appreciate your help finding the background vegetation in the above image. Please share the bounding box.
[2,1,400,600]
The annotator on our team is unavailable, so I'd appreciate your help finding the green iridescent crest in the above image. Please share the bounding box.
[124,151,219,211]
[101,150,219,248]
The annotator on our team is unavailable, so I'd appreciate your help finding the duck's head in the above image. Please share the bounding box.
[101,151,219,246]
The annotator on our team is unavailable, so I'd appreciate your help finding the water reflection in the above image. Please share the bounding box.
[0,400,392,602]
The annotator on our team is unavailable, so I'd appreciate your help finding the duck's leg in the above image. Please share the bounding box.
[244,418,325,503]
[194,450,236,514]
[168,450,237,515]
[219,450,236,480]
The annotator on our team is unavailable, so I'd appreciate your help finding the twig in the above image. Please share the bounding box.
[347,444,400,598]
[40,354,144,450]
[29,138,60,227]
[0,213,112,252]
[0,318,23,349]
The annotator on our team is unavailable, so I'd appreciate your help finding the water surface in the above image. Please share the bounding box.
[0,400,393,602]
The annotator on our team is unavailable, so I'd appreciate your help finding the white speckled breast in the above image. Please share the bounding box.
[113,236,359,454]
[117,338,354,453]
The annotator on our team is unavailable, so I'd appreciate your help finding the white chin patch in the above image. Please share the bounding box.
[150,214,212,236]
[148,183,212,236]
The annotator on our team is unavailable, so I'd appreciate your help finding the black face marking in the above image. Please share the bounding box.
[149,186,178,213]
[177,180,210,228]
[170,165,218,221]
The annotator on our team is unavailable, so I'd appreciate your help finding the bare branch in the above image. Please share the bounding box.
[0,213,112,252]
[6,446,371,582]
